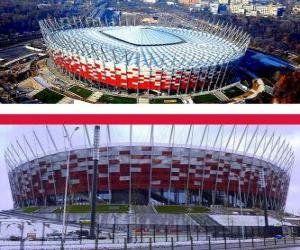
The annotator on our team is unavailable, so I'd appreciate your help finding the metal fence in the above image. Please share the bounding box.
[0,225,300,250]
[0,235,299,250]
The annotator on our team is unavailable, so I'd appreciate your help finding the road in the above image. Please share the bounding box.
[134,238,300,250]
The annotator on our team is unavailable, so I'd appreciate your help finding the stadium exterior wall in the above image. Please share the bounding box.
[8,145,290,211]
[49,52,227,94]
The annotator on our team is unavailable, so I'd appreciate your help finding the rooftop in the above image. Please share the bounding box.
[101,26,185,46]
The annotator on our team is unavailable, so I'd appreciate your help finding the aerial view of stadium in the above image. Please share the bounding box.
[39,15,250,100]
[35,14,256,104]
[0,0,299,104]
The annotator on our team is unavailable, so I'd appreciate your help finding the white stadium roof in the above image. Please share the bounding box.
[41,18,250,69]
[101,26,184,46]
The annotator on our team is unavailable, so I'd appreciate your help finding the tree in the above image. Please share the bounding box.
[273,70,300,103]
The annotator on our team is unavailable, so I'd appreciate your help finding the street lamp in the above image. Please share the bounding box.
[61,126,80,249]
[230,172,244,239]
[90,125,100,239]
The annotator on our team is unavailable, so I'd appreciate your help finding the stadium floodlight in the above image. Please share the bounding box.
[39,15,250,98]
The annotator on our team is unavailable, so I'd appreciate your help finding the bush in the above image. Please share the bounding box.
[33,88,64,104]
[22,207,40,213]
[54,204,129,213]
[69,86,93,99]
[192,94,221,103]
[150,98,182,104]
[155,205,210,214]
[222,86,245,99]
[98,94,136,104]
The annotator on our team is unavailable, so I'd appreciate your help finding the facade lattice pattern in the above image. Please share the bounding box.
[5,126,292,211]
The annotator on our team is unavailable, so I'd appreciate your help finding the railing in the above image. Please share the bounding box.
[1,224,299,250]
[0,234,299,250]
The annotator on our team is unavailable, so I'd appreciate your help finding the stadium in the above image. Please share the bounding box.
[5,125,293,212]
[39,15,251,97]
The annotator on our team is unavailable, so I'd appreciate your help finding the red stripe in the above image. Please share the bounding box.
[0,114,299,124]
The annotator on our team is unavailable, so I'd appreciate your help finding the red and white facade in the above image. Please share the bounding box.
[39,16,250,95]
[5,125,293,211]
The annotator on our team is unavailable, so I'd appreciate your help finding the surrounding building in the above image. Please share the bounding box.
[178,0,200,5]
[199,0,286,17]
[143,0,158,4]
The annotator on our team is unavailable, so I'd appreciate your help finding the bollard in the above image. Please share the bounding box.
[95,224,99,250]
[208,236,211,250]
[20,238,25,250]
[238,236,241,248]
[252,234,254,247]
[176,225,179,242]
[124,238,127,250]
[20,222,25,250]
[42,222,45,245]
[60,238,64,250]
[264,233,266,246]
[112,223,115,244]
[127,224,130,243]
[187,225,189,241]
[149,237,152,250]
[79,223,83,244]
[274,237,277,245]
[224,235,227,249]
[171,237,174,250]
[284,236,286,244]
[153,225,156,243]
[165,225,168,242]
[191,236,193,250]
[214,227,217,240]
[140,225,143,243]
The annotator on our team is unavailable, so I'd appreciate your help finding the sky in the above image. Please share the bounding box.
[0,125,299,214]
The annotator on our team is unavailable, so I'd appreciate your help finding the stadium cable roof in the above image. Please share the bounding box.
[100,26,185,46]
[39,17,251,69]
[4,125,294,175]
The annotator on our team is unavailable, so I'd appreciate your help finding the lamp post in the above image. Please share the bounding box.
[90,125,100,239]
[230,172,244,239]
[61,126,80,249]
[259,168,269,230]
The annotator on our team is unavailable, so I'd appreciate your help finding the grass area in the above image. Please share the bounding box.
[23,207,40,213]
[192,94,220,104]
[98,94,137,104]
[222,86,245,99]
[54,204,129,213]
[33,88,64,104]
[155,205,210,214]
[69,85,93,99]
[150,98,182,104]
